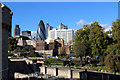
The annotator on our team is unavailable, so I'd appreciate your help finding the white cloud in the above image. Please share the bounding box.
[101,24,111,32]
[77,19,111,32]
[77,19,87,25]
[31,31,37,37]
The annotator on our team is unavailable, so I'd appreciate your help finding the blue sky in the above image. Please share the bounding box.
[2,2,118,36]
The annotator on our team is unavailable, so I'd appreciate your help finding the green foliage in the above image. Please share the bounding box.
[73,26,91,59]
[19,46,36,57]
[28,50,36,57]
[112,19,120,43]
[44,58,63,66]
[8,37,18,51]
[89,22,109,57]
[110,19,120,56]
[73,22,110,58]
[8,52,14,56]
[104,53,120,73]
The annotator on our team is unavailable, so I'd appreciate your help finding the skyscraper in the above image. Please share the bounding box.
[46,23,53,38]
[14,25,20,37]
[57,23,68,29]
[36,20,46,41]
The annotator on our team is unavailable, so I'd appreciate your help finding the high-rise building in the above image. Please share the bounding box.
[48,25,74,45]
[118,1,120,19]
[46,23,53,38]
[14,25,20,37]
[36,20,46,40]
[57,23,68,29]
[1,4,13,79]
[22,31,31,37]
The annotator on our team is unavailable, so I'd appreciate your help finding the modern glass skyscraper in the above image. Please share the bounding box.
[36,20,46,41]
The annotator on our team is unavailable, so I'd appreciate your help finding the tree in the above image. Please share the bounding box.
[28,50,36,57]
[73,25,91,61]
[104,53,120,73]
[20,46,36,57]
[89,22,109,57]
[111,19,120,55]
[111,19,120,43]
[8,37,18,51]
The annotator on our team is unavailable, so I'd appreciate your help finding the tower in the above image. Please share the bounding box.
[36,20,46,41]
[1,4,13,79]
[14,25,20,37]
[46,23,53,38]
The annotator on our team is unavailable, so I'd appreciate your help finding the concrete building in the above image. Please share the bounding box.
[49,40,58,50]
[35,50,53,57]
[17,36,36,48]
[14,25,20,37]
[36,20,46,41]
[0,4,13,79]
[35,40,59,57]
[48,28,74,45]
[22,31,31,38]
[36,40,48,50]
[55,38,64,55]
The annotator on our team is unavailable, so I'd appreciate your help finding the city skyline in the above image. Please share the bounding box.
[2,2,118,36]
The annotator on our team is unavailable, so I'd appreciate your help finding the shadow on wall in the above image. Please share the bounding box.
[8,59,41,79]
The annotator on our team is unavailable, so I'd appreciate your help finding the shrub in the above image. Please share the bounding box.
[44,58,63,66]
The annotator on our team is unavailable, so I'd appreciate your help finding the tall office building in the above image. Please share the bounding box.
[14,25,20,37]
[118,1,120,19]
[48,24,74,45]
[57,23,68,29]
[36,20,46,40]
[22,31,31,37]
[46,23,53,38]
[1,4,13,79]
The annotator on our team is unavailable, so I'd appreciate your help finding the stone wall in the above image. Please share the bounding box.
[0,3,2,80]
[72,70,80,79]
[58,68,71,78]
[40,66,79,79]
[8,60,34,79]
[47,67,56,76]
[0,4,13,80]
[39,66,120,79]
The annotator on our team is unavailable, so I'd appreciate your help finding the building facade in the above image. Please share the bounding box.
[2,4,13,37]
[1,4,13,79]
[36,40,48,50]
[22,31,31,38]
[57,23,68,29]
[36,20,46,41]
[14,25,20,37]
[48,28,74,45]
[17,36,36,48]
[46,23,53,38]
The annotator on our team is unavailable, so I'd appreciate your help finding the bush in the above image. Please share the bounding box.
[8,52,14,56]
[44,58,63,66]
